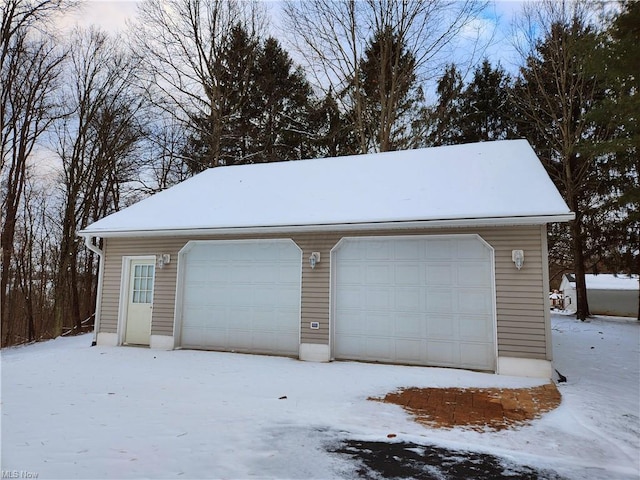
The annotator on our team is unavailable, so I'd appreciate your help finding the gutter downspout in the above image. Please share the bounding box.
[83,235,104,346]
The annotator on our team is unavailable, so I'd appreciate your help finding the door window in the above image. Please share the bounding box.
[132,264,154,304]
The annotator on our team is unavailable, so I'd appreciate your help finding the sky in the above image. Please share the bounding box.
[56,0,529,78]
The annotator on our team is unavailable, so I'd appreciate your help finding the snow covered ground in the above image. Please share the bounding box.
[1,314,638,479]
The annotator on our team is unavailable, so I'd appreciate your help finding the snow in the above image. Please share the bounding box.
[80,140,572,236]
[2,314,638,479]
[564,274,639,291]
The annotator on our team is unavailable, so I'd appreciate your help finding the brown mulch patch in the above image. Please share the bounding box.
[370,383,561,432]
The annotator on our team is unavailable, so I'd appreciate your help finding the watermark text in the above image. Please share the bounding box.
[1,471,39,479]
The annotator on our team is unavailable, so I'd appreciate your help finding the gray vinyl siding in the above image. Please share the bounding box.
[98,224,550,359]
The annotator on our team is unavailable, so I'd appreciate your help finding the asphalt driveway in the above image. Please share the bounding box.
[331,439,565,479]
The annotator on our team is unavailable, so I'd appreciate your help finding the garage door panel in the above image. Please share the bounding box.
[196,244,229,261]
[366,264,392,284]
[395,313,424,336]
[365,337,392,359]
[337,264,363,284]
[426,315,455,338]
[272,309,300,330]
[457,263,490,286]
[205,328,227,347]
[458,290,492,314]
[206,265,228,283]
[425,239,454,260]
[426,265,452,285]
[395,339,425,363]
[337,335,364,355]
[254,286,299,308]
[426,341,457,365]
[366,287,392,310]
[365,242,392,260]
[368,313,393,335]
[228,330,250,350]
[334,311,363,335]
[334,236,495,370]
[180,240,301,355]
[426,290,453,313]
[396,288,422,311]
[184,286,209,304]
[460,343,493,369]
[279,264,301,281]
[180,327,200,346]
[395,264,421,284]
[459,315,492,341]
[225,286,248,305]
[239,262,274,288]
[395,239,422,260]
[457,238,488,259]
[336,286,363,309]
[182,307,206,328]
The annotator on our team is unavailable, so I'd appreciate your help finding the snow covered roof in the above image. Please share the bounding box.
[80,139,573,237]
[564,274,639,291]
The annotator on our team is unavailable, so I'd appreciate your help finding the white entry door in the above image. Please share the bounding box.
[124,259,155,345]
[179,240,301,356]
[332,236,496,371]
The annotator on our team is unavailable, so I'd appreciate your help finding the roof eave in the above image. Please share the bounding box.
[78,213,575,239]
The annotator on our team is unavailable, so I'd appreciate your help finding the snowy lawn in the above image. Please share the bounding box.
[1,314,638,479]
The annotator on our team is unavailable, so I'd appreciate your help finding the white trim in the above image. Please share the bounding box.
[80,214,576,238]
[540,224,553,361]
[96,332,118,346]
[83,236,104,345]
[118,255,156,346]
[174,239,302,352]
[497,356,553,379]
[299,343,331,362]
[330,234,498,371]
[150,334,174,350]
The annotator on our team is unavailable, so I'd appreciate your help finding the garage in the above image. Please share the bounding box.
[332,235,496,371]
[179,239,302,355]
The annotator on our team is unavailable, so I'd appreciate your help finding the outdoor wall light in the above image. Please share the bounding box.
[309,252,321,270]
[157,253,171,269]
[512,250,525,270]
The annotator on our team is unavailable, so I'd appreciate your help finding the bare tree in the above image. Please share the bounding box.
[52,27,145,335]
[138,117,191,194]
[130,0,266,169]
[10,172,57,344]
[1,0,67,345]
[282,0,487,152]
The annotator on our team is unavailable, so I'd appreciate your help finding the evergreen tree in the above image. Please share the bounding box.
[511,6,609,320]
[459,59,516,143]
[218,24,261,165]
[251,37,313,163]
[182,23,261,172]
[585,1,639,318]
[352,26,424,152]
[307,90,357,158]
[425,64,464,146]
[183,26,316,167]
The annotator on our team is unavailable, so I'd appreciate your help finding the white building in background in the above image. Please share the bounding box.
[559,274,639,318]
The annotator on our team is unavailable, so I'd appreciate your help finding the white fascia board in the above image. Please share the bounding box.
[78,213,575,239]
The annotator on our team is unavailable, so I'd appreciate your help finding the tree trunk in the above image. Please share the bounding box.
[569,209,590,321]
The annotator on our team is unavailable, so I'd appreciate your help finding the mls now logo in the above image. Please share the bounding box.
[1,472,38,479]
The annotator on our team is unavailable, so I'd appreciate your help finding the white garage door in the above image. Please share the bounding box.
[333,236,495,370]
[180,240,301,356]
